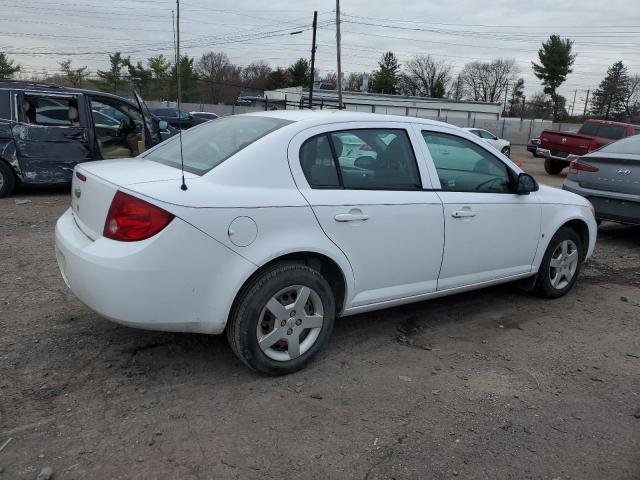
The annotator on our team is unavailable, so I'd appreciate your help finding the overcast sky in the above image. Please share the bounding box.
[3,0,640,110]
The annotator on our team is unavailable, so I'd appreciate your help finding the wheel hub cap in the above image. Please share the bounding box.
[257,285,324,362]
[549,239,579,290]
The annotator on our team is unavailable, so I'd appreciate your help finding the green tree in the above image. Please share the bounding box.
[590,61,630,120]
[369,51,400,94]
[58,59,89,87]
[288,58,310,87]
[508,78,525,116]
[124,60,153,97]
[532,35,576,121]
[96,52,129,93]
[0,52,20,79]
[265,68,290,90]
[171,55,200,103]
[147,54,172,100]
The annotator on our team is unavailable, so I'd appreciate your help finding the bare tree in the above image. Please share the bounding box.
[320,72,338,90]
[197,51,242,104]
[624,74,640,122]
[399,55,452,98]
[241,61,272,90]
[448,74,465,100]
[460,58,518,103]
[346,72,364,92]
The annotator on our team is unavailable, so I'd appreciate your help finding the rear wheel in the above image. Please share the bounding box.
[501,146,511,157]
[534,227,583,298]
[544,158,565,175]
[227,263,335,375]
[0,161,16,198]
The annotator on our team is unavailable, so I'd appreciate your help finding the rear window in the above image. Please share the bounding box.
[145,115,291,175]
[597,135,640,155]
[579,122,627,140]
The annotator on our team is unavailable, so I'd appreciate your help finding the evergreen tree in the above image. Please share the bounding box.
[96,52,129,93]
[508,78,525,115]
[590,61,630,120]
[171,55,200,103]
[288,58,310,87]
[532,35,576,121]
[369,51,400,94]
[0,52,20,79]
[58,59,89,87]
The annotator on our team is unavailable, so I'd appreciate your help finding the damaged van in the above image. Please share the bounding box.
[0,81,173,197]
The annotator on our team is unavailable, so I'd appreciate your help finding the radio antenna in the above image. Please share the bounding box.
[173,0,187,191]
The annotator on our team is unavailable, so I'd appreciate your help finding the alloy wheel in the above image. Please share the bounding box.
[256,285,324,361]
[549,239,579,290]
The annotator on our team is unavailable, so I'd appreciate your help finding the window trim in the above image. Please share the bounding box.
[420,129,518,194]
[299,127,424,191]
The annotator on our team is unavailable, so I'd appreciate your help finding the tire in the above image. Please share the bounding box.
[501,146,511,158]
[0,160,16,198]
[544,158,565,175]
[534,227,583,299]
[227,262,335,375]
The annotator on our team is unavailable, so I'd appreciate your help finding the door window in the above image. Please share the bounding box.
[0,90,10,120]
[20,95,81,126]
[478,130,497,140]
[300,129,421,190]
[422,131,511,193]
[90,97,144,159]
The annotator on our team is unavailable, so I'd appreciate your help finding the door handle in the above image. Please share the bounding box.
[451,210,476,218]
[334,213,369,222]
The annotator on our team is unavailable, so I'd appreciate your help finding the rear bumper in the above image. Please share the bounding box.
[563,180,640,225]
[536,148,573,163]
[55,208,255,334]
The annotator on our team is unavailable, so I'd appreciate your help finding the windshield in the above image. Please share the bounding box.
[144,115,291,175]
[597,135,640,155]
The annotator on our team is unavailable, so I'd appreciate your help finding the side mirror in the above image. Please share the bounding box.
[515,172,538,195]
[158,120,168,130]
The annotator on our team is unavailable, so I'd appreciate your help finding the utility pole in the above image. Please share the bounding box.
[570,89,577,117]
[336,0,343,109]
[503,83,509,117]
[308,11,318,109]
[583,89,590,117]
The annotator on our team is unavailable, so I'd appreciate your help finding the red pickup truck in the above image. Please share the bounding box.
[537,119,640,174]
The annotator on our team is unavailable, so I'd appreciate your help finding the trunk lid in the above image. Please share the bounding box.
[71,159,197,240]
[569,154,640,195]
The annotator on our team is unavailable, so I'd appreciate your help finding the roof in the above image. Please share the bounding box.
[0,80,137,104]
[248,109,456,129]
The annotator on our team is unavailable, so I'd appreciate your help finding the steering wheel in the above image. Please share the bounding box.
[475,177,505,191]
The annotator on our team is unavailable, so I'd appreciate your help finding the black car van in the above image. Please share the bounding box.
[0,81,172,197]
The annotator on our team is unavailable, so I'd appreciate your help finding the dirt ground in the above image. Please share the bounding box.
[1,146,639,479]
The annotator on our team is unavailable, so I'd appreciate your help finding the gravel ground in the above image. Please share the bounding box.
[1,146,639,479]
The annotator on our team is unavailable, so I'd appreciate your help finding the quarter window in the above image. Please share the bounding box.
[422,131,511,193]
[21,95,81,126]
[300,129,421,190]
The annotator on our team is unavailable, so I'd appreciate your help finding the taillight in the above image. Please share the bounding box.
[75,171,87,182]
[569,159,599,174]
[103,191,174,242]
[587,140,599,152]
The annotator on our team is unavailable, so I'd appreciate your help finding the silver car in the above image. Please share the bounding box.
[563,135,640,225]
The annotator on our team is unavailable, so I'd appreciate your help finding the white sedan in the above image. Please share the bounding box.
[55,111,597,375]
[464,128,511,157]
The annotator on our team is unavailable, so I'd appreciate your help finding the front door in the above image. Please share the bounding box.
[13,91,91,184]
[417,127,541,290]
[289,123,445,308]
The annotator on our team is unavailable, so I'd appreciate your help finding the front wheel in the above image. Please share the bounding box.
[227,263,335,375]
[0,161,16,198]
[534,227,583,298]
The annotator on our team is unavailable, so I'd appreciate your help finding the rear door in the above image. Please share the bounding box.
[288,121,445,308]
[13,91,92,184]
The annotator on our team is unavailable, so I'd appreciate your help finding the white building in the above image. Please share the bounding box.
[264,87,503,122]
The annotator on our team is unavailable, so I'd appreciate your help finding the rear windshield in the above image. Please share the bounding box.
[579,122,627,140]
[145,115,291,175]
[597,135,640,155]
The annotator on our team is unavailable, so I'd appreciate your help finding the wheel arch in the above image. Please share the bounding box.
[228,250,351,328]
[560,218,590,259]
